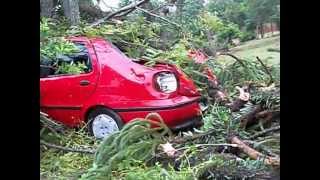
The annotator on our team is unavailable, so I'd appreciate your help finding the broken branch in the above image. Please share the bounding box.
[249,126,280,140]
[135,7,181,28]
[40,140,95,154]
[229,136,279,166]
[219,53,247,68]
[256,56,274,86]
[171,128,217,144]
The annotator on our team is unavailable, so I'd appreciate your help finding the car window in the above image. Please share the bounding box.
[40,42,92,78]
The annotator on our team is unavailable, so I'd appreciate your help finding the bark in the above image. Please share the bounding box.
[228,98,248,112]
[40,0,54,18]
[204,30,216,56]
[79,1,105,19]
[62,0,80,25]
[229,136,280,166]
[260,22,264,38]
[239,105,262,128]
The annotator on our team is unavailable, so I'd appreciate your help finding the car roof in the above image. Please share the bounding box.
[67,36,106,43]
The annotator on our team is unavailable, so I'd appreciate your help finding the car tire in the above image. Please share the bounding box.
[87,107,123,139]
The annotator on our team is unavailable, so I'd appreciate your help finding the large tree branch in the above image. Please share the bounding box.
[219,53,247,68]
[229,136,280,166]
[89,0,149,27]
[135,7,181,28]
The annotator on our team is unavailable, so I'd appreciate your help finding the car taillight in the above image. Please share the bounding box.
[154,72,178,93]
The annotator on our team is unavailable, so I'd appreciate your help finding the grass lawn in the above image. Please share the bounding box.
[217,35,280,66]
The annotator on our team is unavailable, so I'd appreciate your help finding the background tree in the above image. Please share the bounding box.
[40,0,54,17]
[79,0,106,21]
[246,0,280,38]
[62,0,80,25]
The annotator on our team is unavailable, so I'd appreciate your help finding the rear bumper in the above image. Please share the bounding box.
[117,98,203,129]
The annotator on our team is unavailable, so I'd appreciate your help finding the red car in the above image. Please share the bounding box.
[40,36,203,139]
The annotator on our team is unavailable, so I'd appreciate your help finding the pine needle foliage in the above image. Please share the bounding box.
[80,113,172,180]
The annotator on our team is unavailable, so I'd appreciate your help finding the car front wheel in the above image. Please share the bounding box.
[87,108,123,139]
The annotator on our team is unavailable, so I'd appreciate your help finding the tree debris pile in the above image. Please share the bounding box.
[40,1,280,178]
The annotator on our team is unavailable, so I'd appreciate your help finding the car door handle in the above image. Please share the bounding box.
[80,80,90,86]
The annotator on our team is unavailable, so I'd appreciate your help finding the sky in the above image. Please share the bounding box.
[96,0,209,12]
[97,0,120,11]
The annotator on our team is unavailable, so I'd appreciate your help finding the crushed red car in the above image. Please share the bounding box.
[40,36,204,139]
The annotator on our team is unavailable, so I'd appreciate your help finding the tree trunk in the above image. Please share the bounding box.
[79,0,106,20]
[259,22,264,38]
[62,0,80,25]
[205,30,216,56]
[40,0,54,18]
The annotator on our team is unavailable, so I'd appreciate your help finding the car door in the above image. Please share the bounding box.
[40,41,99,126]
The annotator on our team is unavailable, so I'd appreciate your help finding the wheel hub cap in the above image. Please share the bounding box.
[92,114,119,139]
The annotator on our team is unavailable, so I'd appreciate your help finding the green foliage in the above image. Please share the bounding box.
[80,114,171,179]
[246,0,280,30]
[40,126,98,179]
[216,23,242,43]
[199,12,224,32]
[198,12,242,47]
[194,154,268,179]
[40,18,88,75]
[40,37,79,60]
[41,150,93,179]
[177,0,205,22]
[207,57,277,91]
[157,40,191,66]
[56,62,87,75]
[251,87,280,110]
[202,105,232,132]
[239,30,256,41]
[200,104,251,143]
[40,3,280,178]
[223,1,249,28]
[118,163,194,180]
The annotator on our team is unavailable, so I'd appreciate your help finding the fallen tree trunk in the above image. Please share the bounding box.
[229,136,280,166]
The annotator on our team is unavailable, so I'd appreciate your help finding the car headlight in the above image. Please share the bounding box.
[155,72,178,93]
